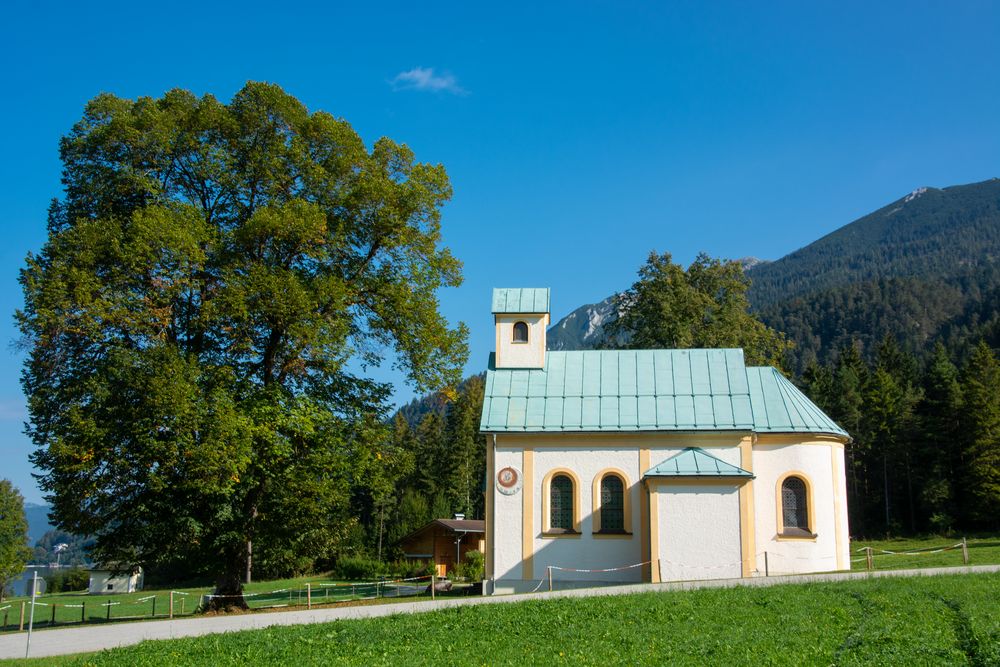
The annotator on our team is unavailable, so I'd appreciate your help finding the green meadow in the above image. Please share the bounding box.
[6,572,998,666]
[1,573,430,631]
[848,535,1000,571]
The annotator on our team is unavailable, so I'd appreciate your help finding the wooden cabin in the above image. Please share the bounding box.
[397,517,486,577]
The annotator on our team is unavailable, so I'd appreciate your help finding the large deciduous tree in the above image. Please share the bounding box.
[18,83,468,607]
[605,251,791,367]
[0,480,32,602]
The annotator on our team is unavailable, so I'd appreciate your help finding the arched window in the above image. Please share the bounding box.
[591,470,632,536]
[600,475,625,533]
[550,474,574,531]
[781,476,810,535]
[512,321,529,343]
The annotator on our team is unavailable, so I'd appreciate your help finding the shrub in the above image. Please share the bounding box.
[333,555,382,580]
[463,551,485,582]
[391,559,435,579]
[45,568,90,593]
[334,556,436,581]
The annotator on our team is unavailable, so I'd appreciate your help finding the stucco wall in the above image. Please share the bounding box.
[751,440,847,574]
[655,483,742,581]
[88,572,141,594]
[531,446,643,584]
[493,446,527,582]
[495,314,548,369]
[488,432,848,594]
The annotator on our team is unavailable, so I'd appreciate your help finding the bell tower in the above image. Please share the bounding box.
[492,288,549,369]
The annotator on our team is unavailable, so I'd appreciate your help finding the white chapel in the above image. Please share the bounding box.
[479,288,851,594]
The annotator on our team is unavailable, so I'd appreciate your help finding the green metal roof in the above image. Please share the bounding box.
[746,366,849,438]
[480,349,756,432]
[644,447,754,477]
[480,349,849,439]
[491,288,550,314]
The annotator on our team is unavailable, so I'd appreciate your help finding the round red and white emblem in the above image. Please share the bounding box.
[497,466,522,495]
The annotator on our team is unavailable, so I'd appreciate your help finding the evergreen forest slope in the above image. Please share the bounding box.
[548,178,1000,371]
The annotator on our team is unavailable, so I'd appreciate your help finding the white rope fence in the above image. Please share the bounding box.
[850,539,970,570]
[1,574,444,632]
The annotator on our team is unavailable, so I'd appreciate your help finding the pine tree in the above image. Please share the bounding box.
[917,343,963,531]
[414,412,446,499]
[960,341,1000,528]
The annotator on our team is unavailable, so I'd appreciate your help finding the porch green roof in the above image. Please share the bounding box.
[644,447,753,477]
[479,348,849,439]
[491,288,550,314]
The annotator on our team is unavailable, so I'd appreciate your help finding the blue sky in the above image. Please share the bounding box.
[2,1,999,504]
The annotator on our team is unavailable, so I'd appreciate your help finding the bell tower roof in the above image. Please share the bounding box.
[491,288,550,314]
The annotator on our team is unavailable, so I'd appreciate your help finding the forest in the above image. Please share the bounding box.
[803,338,1000,536]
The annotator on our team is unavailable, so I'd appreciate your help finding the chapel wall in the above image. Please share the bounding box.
[751,439,848,574]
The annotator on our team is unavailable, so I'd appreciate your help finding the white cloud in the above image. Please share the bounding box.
[390,67,466,94]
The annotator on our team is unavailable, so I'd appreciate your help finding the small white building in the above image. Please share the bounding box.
[480,288,851,594]
[88,565,143,594]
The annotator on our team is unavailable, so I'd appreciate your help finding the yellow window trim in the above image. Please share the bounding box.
[541,467,582,536]
[591,468,633,535]
[775,470,817,539]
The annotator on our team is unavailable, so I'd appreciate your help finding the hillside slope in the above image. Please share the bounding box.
[747,178,1000,308]
[547,178,1000,369]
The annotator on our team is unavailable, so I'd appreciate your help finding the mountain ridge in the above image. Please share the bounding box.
[546,178,1000,368]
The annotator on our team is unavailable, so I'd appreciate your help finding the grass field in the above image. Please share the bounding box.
[849,535,1000,571]
[6,571,998,666]
[0,572,436,632]
[3,534,997,635]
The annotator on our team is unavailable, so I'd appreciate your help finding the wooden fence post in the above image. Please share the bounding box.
[431,574,436,600]
[19,601,25,631]
[547,566,553,592]
[962,537,970,565]
[169,592,174,619]
[307,583,311,609]
[764,552,769,576]
[51,604,56,625]
[152,596,157,617]
[81,602,86,623]
[865,547,874,571]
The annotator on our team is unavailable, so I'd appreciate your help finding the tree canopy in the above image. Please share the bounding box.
[605,251,791,367]
[18,83,468,606]
[0,480,32,601]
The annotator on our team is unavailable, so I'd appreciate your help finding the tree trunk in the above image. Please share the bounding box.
[377,504,384,562]
[206,570,248,612]
[245,539,252,585]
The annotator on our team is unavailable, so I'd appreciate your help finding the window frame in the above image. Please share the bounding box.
[511,321,529,344]
[591,469,633,537]
[775,471,817,540]
[542,468,581,537]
